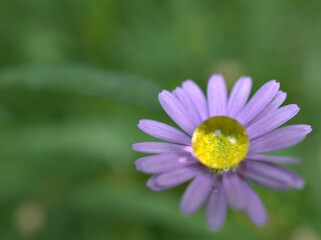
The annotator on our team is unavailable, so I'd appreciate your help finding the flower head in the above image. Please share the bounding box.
[133,75,312,230]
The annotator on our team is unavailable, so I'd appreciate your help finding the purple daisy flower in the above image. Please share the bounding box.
[132,75,312,230]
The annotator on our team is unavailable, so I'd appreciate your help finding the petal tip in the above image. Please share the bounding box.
[182,79,195,86]
[288,104,300,114]
[211,73,223,77]
[158,90,170,99]
[206,218,225,231]
[293,178,305,189]
[137,119,145,128]
[278,91,287,100]
[268,79,277,84]
[146,177,165,192]
[304,125,313,134]
[254,218,269,228]
[242,76,252,82]
[209,74,224,82]
[236,76,253,87]
[137,119,151,131]
[132,143,141,152]
[180,208,194,216]
[134,159,142,169]
[268,80,280,89]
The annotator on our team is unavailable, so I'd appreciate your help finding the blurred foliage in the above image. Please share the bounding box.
[0,0,320,239]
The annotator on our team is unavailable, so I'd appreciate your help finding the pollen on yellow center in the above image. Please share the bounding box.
[192,116,249,171]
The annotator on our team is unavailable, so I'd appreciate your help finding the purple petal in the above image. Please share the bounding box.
[182,80,209,121]
[260,90,287,113]
[239,169,290,190]
[246,153,299,164]
[206,187,227,230]
[242,181,268,227]
[247,91,287,125]
[222,172,245,210]
[247,104,300,139]
[227,77,252,118]
[146,175,173,192]
[173,87,202,125]
[180,173,214,215]
[158,90,198,135]
[138,119,191,145]
[207,74,228,117]
[239,160,304,189]
[250,125,312,153]
[237,80,280,125]
[155,165,202,188]
[132,142,189,154]
[135,153,197,174]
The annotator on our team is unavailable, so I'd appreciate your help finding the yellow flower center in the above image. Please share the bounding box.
[192,116,249,171]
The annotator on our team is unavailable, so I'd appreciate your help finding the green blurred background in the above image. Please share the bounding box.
[0,0,320,239]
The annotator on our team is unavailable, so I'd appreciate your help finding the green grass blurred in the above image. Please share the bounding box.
[0,0,320,239]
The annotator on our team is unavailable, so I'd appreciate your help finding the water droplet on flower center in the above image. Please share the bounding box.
[192,116,249,171]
